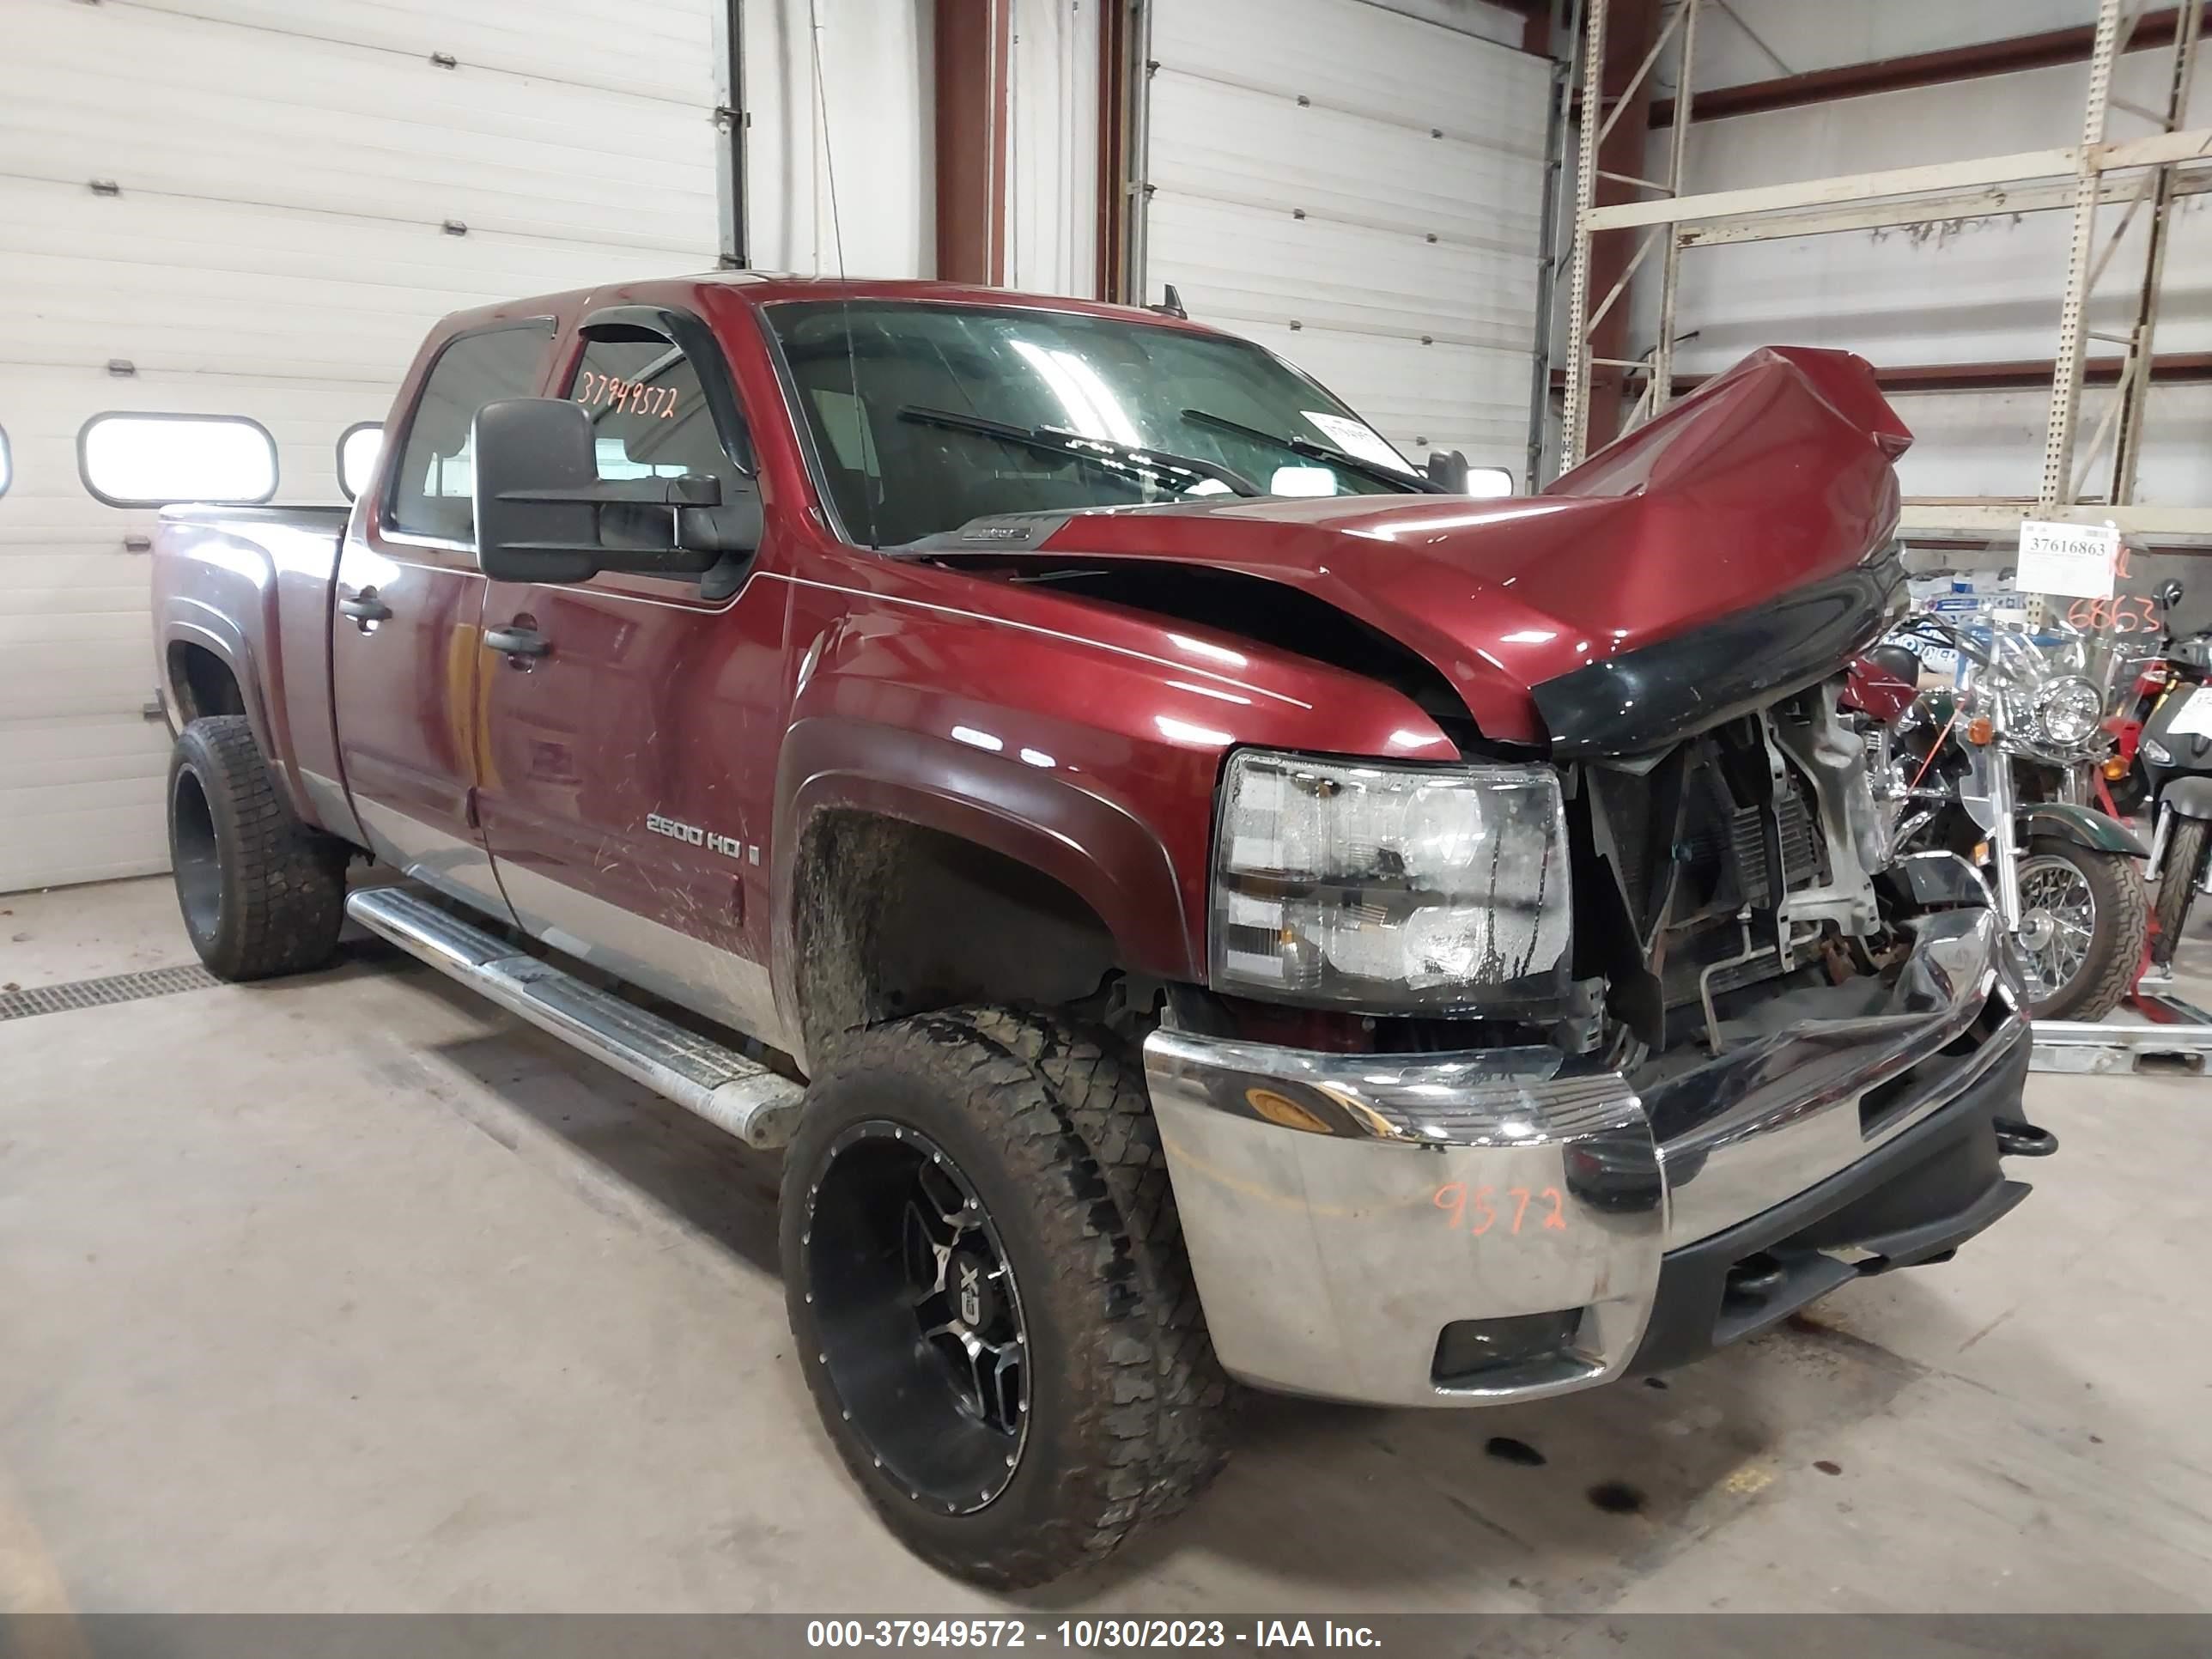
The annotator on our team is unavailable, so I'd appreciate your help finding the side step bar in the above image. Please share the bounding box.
[346,886,804,1149]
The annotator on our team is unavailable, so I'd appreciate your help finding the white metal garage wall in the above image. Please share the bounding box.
[0,0,729,892]
[1143,0,1548,474]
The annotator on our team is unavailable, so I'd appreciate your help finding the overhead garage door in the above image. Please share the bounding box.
[0,0,729,892]
[1144,0,1547,477]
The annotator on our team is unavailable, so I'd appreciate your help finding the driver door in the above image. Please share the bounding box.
[472,308,793,1049]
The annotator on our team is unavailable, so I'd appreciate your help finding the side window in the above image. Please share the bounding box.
[564,330,747,489]
[388,321,553,542]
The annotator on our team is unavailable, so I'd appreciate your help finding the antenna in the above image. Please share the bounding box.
[806,0,848,280]
[806,0,880,544]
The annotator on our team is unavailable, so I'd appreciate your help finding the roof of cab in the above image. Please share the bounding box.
[432,272,1221,342]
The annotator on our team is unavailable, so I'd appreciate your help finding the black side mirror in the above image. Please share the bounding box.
[2159,579,2185,611]
[471,398,754,586]
[1425,448,1470,492]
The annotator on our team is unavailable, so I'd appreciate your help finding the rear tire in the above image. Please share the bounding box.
[167,715,349,981]
[2153,816,2209,969]
[2018,836,2146,1021]
[780,1007,1231,1589]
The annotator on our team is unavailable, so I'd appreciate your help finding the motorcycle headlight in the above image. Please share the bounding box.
[2032,676,2103,749]
[1210,750,1571,1012]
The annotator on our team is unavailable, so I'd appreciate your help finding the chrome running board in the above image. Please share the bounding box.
[346,885,804,1149]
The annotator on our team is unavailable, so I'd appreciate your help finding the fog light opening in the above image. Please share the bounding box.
[1431,1308,1592,1391]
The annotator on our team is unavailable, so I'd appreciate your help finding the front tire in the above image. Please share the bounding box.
[167,715,349,981]
[2153,816,2209,969]
[2016,836,2147,1020]
[780,1007,1230,1589]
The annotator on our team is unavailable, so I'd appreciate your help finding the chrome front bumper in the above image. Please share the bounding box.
[1142,906,2025,1408]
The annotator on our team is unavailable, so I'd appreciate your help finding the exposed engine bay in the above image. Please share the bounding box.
[1566,677,1931,1079]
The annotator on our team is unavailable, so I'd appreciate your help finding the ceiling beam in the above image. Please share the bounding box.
[1650,7,2185,128]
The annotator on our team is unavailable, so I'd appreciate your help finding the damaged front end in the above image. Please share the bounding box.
[1144,577,2045,1411]
[1567,668,1904,1064]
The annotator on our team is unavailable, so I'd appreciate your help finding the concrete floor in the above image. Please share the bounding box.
[3,876,2210,1616]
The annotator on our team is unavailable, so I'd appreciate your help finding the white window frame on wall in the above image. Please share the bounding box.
[77,411,279,508]
[337,422,384,502]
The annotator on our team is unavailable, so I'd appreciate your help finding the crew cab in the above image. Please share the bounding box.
[151,273,2051,1588]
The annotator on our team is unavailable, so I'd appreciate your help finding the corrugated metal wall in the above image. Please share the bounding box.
[1144,0,1548,473]
[0,0,952,894]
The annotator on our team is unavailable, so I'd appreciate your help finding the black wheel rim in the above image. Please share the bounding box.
[803,1121,1030,1513]
[171,764,222,942]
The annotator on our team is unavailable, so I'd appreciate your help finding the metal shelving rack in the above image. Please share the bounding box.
[1553,0,2212,544]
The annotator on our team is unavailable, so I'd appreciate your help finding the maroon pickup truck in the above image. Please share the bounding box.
[152,274,2048,1587]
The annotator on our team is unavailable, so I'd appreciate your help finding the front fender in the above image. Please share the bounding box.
[2159,775,2212,821]
[772,715,1200,1056]
[2018,800,2148,858]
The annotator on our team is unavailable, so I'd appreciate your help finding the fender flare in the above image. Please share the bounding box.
[161,607,302,820]
[773,717,1200,1051]
[2017,799,2148,858]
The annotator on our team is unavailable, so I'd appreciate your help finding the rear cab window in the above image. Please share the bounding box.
[386,320,555,543]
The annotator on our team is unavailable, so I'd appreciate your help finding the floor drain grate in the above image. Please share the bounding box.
[0,963,222,1021]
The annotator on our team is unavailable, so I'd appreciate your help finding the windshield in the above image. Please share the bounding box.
[764,300,1422,547]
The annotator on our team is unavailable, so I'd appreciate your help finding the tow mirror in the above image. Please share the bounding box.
[1425,448,1517,497]
[2159,579,2185,611]
[471,397,757,586]
[1425,449,1470,492]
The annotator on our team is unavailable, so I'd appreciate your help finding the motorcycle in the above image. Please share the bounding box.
[1865,611,2150,1020]
[2132,580,2212,971]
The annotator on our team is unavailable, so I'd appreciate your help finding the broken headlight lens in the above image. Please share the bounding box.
[1210,750,1572,1013]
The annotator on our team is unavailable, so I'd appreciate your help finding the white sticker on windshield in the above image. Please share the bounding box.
[2016,519,2117,600]
[1300,411,1417,475]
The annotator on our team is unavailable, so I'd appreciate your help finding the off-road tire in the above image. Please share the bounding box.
[2022,835,2146,1021]
[781,1006,1231,1589]
[167,714,349,981]
[2153,817,2209,969]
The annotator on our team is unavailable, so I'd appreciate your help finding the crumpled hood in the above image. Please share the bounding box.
[944,347,1911,750]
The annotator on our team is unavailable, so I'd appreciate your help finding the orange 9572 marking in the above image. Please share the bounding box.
[1432,1182,1565,1237]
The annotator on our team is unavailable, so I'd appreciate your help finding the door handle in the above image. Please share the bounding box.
[483,624,550,660]
[338,590,391,626]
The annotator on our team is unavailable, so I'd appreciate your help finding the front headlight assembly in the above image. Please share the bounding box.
[2030,676,2103,750]
[1210,750,1572,1013]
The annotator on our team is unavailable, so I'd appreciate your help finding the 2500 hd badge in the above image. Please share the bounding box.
[645,811,752,863]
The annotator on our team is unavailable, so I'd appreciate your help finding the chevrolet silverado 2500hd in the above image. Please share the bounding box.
[152,274,2051,1588]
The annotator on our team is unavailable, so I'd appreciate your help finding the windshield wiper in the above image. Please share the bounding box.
[897,406,1261,497]
[1180,408,1444,494]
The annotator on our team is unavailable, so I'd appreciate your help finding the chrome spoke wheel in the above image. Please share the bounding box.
[2016,854,2098,1001]
[803,1120,1030,1514]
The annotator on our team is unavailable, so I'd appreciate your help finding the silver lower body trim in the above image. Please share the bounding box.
[350,798,514,925]
[494,860,792,1060]
[347,885,803,1150]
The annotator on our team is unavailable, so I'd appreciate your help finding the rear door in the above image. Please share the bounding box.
[331,319,556,919]
[472,307,789,1048]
